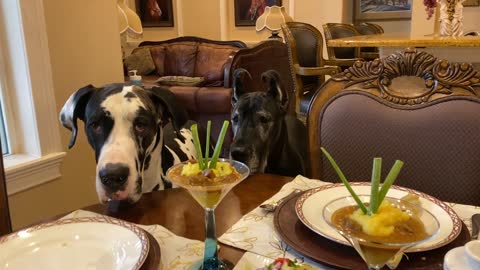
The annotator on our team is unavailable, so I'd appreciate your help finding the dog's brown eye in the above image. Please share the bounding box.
[232,115,239,123]
[259,115,269,123]
[90,122,102,134]
[135,123,145,133]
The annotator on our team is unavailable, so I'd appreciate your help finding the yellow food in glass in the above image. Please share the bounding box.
[167,161,241,209]
[350,201,410,237]
[332,201,428,243]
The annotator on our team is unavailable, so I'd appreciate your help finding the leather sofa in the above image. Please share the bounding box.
[127,37,293,155]
[127,37,245,154]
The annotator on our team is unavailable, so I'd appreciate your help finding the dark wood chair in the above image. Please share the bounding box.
[0,141,12,236]
[322,23,363,70]
[226,40,297,116]
[281,22,342,116]
[354,22,384,60]
[307,48,480,205]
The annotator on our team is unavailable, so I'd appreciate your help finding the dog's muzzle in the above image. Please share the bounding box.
[99,163,130,192]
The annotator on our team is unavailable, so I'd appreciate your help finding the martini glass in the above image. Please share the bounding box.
[166,158,250,270]
[323,195,440,270]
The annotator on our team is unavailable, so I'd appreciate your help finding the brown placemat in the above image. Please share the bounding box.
[274,192,471,270]
[141,230,161,270]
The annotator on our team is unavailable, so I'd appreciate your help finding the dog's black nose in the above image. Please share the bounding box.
[99,163,129,190]
[230,146,249,162]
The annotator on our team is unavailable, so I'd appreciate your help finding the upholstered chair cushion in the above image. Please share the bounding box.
[317,92,480,205]
[149,45,166,76]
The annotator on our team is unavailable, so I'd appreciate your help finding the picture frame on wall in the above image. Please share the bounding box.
[234,0,282,26]
[464,0,480,7]
[135,0,174,27]
[354,0,413,21]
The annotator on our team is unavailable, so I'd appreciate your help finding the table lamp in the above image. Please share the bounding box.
[117,0,143,58]
[255,6,293,40]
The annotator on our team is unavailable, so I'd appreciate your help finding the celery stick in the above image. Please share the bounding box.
[369,158,382,215]
[321,147,368,214]
[209,121,229,169]
[375,160,404,212]
[204,121,211,166]
[190,124,205,170]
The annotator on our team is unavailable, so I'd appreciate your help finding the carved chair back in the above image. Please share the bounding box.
[0,141,12,236]
[227,40,296,115]
[307,48,480,205]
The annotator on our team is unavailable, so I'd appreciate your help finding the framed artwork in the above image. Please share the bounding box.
[234,0,282,26]
[135,0,174,27]
[464,0,480,7]
[354,0,413,21]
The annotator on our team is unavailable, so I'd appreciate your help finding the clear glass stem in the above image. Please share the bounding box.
[202,208,219,270]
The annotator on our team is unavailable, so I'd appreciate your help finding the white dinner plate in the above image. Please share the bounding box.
[0,217,149,270]
[295,183,462,252]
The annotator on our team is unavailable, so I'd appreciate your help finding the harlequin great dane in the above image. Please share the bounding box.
[60,83,196,204]
[229,69,307,176]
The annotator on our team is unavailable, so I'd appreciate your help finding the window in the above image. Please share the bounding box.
[0,98,9,156]
[0,1,65,195]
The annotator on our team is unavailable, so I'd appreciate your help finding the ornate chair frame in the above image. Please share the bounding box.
[307,48,480,204]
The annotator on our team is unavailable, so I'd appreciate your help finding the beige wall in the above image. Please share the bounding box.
[8,0,124,229]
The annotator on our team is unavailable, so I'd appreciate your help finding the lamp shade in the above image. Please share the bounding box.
[117,0,142,39]
[255,6,292,33]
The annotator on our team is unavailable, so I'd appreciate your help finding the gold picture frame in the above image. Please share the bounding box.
[464,0,480,7]
[354,0,413,21]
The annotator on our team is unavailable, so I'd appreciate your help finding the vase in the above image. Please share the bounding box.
[438,0,465,37]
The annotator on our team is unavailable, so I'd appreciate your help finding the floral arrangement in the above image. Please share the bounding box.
[424,0,438,20]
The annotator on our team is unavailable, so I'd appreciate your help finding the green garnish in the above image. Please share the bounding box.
[321,147,368,214]
[190,120,229,170]
[191,124,204,169]
[209,121,229,169]
[375,160,404,213]
[369,158,381,215]
[321,147,404,215]
[204,121,211,166]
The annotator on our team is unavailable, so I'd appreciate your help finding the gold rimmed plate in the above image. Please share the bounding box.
[274,191,471,270]
[0,217,150,270]
[295,183,462,252]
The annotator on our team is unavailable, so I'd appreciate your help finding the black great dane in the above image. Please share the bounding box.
[60,83,197,204]
[229,69,307,176]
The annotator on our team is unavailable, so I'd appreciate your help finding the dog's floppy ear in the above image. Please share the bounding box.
[262,70,288,112]
[149,86,188,134]
[59,84,96,149]
[232,68,251,105]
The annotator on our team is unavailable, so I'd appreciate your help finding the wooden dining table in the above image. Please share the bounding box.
[83,173,293,265]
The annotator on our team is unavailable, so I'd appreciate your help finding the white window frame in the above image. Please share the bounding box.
[0,0,65,195]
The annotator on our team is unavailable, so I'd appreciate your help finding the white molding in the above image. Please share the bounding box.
[288,0,295,19]
[0,0,66,194]
[18,0,62,154]
[176,0,184,36]
[219,0,228,40]
[5,152,66,195]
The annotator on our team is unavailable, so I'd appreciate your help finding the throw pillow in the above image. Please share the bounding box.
[155,76,205,87]
[124,47,156,75]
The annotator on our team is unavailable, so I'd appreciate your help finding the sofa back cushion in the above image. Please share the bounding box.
[194,43,239,86]
[164,41,198,77]
[150,45,166,76]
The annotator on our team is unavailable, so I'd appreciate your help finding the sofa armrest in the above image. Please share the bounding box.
[223,52,237,88]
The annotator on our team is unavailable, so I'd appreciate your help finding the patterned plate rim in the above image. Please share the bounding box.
[0,216,150,270]
[295,182,462,252]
